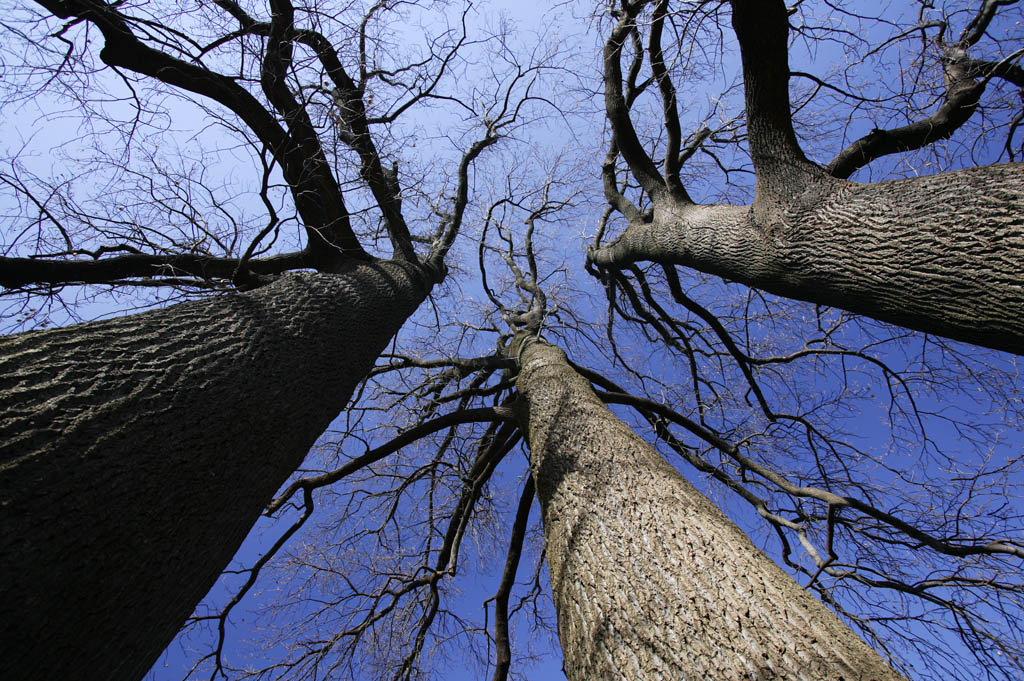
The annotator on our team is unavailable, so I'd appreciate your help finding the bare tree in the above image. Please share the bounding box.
[508,332,906,680]
[575,3,1024,671]
[588,0,1024,355]
[1,2,1021,681]
[0,1,548,679]
[183,167,1020,681]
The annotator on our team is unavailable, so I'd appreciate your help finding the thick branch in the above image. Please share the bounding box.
[601,141,643,222]
[962,56,1024,87]
[958,0,1014,48]
[604,4,666,197]
[427,132,500,268]
[825,2,1022,178]
[34,0,367,264]
[728,0,814,182]
[489,476,534,681]
[589,163,1024,355]
[205,4,410,261]
[0,251,305,289]
[824,80,984,180]
[648,0,688,200]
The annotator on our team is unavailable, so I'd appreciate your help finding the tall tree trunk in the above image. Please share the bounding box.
[0,260,430,681]
[510,337,906,680]
[590,162,1024,355]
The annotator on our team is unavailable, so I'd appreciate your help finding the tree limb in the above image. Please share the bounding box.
[265,406,515,514]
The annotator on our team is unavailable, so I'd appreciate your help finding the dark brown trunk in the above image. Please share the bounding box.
[590,162,1024,355]
[0,261,429,681]
[510,337,906,680]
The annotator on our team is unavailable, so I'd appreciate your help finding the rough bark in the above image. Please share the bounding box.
[597,0,1024,356]
[590,162,1024,355]
[510,337,906,680]
[0,260,430,681]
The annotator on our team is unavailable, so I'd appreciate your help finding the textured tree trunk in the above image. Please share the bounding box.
[590,162,1024,355]
[0,261,429,681]
[510,337,906,680]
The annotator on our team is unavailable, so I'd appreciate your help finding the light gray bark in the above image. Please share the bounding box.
[0,260,429,681]
[510,337,906,680]
[591,162,1024,355]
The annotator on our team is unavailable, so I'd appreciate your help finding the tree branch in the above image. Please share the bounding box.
[825,4,1023,179]
[728,0,813,179]
[604,2,666,198]
[489,476,534,681]
[427,132,500,270]
[0,251,305,289]
[265,406,515,514]
[648,0,689,201]
[35,0,368,265]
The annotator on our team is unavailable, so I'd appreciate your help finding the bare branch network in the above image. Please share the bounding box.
[0,1,1021,681]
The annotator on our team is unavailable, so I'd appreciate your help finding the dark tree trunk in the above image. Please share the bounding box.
[0,261,429,681]
[510,337,906,680]
[590,162,1024,355]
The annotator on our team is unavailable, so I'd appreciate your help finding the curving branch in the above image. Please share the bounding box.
[0,251,305,290]
[488,476,534,681]
[962,54,1024,87]
[648,0,688,200]
[825,2,1023,179]
[603,1,666,198]
[266,406,515,514]
[206,0,418,262]
[35,0,367,265]
[427,131,500,268]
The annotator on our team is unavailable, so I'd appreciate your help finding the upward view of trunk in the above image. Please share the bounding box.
[596,0,1024,356]
[510,337,906,680]
[590,161,1024,355]
[0,260,430,681]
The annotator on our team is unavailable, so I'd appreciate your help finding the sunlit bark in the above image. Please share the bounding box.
[511,337,906,680]
[591,162,1024,355]
[594,0,1024,356]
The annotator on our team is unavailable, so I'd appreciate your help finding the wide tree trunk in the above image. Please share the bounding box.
[0,260,429,681]
[590,162,1024,355]
[510,337,906,680]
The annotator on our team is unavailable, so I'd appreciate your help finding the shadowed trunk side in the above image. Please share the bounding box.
[0,261,430,681]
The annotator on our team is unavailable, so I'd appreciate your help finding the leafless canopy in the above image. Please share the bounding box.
[0,0,559,327]
[1,1,1022,681]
